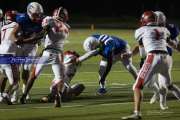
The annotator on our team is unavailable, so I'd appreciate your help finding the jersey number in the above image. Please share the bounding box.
[154,29,160,40]
[1,29,7,41]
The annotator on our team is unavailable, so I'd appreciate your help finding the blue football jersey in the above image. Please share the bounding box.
[92,34,127,58]
[16,13,43,38]
[166,24,180,56]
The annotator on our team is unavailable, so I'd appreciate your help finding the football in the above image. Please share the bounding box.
[40,96,49,103]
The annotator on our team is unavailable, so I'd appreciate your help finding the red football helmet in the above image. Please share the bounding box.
[53,7,69,22]
[4,10,17,24]
[140,11,157,26]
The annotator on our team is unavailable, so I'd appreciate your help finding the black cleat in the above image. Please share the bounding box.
[54,94,62,108]
[4,96,12,105]
[20,95,26,104]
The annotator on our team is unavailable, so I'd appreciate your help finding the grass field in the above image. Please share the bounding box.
[0,29,180,120]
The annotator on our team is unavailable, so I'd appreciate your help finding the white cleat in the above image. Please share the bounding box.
[11,96,18,103]
[160,103,168,110]
[150,94,158,104]
[10,91,19,103]
[26,94,31,101]
[121,113,142,120]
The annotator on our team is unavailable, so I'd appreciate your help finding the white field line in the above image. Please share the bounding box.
[0,102,132,111]
[40,68,180,76]
[40,71,126,76]
[0,104,175,116]
[111,83,128,86]
[32,83,129,89]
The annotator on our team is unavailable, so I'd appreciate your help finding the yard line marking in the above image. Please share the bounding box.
[0,102,132,111]
[32,83,130,89]
[40,68,180,76]
[33,105,85,109]
[40,71,130,76]
[99,102,131,106]
[110,86,124,89]
[111,83,128,86]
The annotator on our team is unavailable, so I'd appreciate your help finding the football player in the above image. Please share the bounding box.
[0,10,21,105]
[41,50,85,103]
[121,11,177,120]
[11,2,44,102]
[0,8,6,102]
[20,7,70,107]
[148,11,180,107]
[78,34,138,95]
[132,11,180,110]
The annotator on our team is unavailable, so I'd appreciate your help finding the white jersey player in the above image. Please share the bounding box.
[132,11,180,111]
[0,10,20,105]
[20,7,69,107]
[147,11,180,109]
[0,8,4,102]
[122,11,177,120]
[41,50,85,103]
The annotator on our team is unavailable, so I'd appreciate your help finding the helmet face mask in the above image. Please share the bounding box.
[27,2,44,21]
[140,11,157,26]
[53,7,69,22]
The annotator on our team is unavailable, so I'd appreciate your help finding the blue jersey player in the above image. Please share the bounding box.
[166,23,180,55]
[11,2,44,103]
[78,34,137,95]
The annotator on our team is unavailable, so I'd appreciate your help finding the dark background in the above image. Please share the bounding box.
[0,0,180,26]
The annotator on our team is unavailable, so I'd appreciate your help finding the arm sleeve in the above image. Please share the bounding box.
[15,14,25,25]
[135,28,143,42]
[78,49,99,62]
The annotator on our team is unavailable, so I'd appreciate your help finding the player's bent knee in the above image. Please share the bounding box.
[159,87,168,94]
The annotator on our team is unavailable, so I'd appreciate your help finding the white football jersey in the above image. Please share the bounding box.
[0,22,18,54]
[42,16,69,51]
[135,26,170,53]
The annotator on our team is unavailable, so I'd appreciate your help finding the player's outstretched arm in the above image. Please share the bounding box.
[16,30,45,45]
[77,49,99,63]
